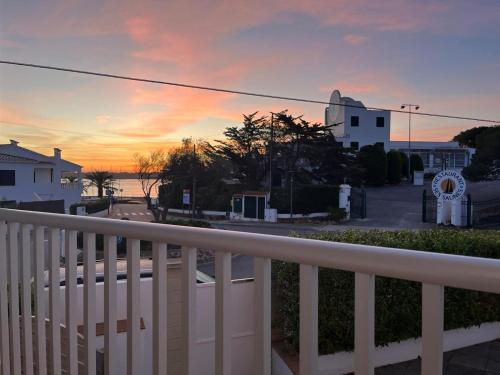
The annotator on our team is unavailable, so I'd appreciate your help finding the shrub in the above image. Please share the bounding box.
[359,144,387,186]
[271,185,339,214]
[410,154,424,176]
[156,218,212,228]
[273,229,500,355]
[387,151,402,184]
[327,207,346,222]
[399,152,409,179]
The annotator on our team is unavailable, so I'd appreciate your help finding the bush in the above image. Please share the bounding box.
[410,154,424,176]
[156,218,212,228]
[327,207,346,222]
[70,199,110,215]
[359,144,387,186]
[273,229,500,355]
[271,185,339,214]
[399,152,409,179]
[387,151,402,184]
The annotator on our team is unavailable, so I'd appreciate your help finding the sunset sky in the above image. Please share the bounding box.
[1,0,499,171]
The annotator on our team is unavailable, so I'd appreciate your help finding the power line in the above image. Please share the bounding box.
[1,59,499,124]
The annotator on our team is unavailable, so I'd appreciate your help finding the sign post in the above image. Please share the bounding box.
[182,189,190,214]
[431,170,466,225]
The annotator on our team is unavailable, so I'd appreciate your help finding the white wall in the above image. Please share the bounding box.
[338,107,391,151]
[0,161,82,208]
[44,278,255,375]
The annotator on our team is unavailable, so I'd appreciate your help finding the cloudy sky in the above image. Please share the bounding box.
[1,0,499,170]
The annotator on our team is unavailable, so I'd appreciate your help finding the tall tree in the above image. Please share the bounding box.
[204,112,267,189]
[453,126,491,148]
[133,150,168,208]
[85,170,114,198]
[462,126,500,180]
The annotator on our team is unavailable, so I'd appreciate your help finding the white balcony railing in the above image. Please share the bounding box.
[1,208,500,375]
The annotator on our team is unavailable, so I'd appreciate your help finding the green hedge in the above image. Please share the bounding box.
[70,199,110,215]
[273,229,500,355]
[271,185,339,214]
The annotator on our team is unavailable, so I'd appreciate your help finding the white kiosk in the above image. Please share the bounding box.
[431,170,467,226]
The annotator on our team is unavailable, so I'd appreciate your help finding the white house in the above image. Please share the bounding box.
[325,91,475,172]
[0,139,83,209]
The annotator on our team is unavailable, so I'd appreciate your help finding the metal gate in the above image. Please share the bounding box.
[350,188,367,219]
[422,190,437,223]
[423,191,472,227]
[472,198,500,228]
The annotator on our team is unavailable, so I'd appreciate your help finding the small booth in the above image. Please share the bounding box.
[230,191,276,222]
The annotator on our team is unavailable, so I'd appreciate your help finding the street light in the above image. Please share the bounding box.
[401,104,420,182]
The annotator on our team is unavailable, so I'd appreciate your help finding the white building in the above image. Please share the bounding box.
[327,95,391,152]
[0,139,83,209]
[325,91,475,172]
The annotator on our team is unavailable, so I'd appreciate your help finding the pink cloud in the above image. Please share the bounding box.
[343,34,368,45]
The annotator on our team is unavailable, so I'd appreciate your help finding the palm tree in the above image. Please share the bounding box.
[85,171,114,198]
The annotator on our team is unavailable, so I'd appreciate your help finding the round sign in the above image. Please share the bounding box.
[431,170,466,201]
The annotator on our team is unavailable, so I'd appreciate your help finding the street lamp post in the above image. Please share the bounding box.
[289,170,294,219]
[401,104,420,182]
[269,112,274,199]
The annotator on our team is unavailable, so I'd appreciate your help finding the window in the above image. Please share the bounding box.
[350,142,359,150]
[375,142,384,148]
[351,116,359,127]
[376,117,385,127]
[0,170,15,186]
[336,142,344,148]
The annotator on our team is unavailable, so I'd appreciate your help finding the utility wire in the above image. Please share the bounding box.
[1,59,499,124]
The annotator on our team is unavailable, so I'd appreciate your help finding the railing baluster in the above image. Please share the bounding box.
[422,283,444,375]
[48,228,61,375]
[104,235,117,375]
[253,257,271,375]
[299,264,318,375]
[215,251,232,375]
[8,223,21,375]
[65,230,78,375]
[34,226,47,375]
[83,233,96,375]
[354,273,375,375]
[0,222,10,375]
[21,225,33,375]
[127,238,141,375]
[152,242,167,375]
[181,246,197,375]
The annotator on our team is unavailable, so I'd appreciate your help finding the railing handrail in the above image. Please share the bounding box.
[1,207,500,294]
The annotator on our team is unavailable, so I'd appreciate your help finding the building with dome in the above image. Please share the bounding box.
[325,91,475,173]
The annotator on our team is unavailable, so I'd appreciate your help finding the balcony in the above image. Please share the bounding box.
[1,208,500,375]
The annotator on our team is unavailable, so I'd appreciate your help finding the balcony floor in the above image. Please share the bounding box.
[376,339,500,374]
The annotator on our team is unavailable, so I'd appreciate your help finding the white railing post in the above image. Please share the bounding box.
[354,273,375,375]
[83,233,96,375]
[8,223,21,375]
[181,247,197,375]
[34,226,47,375]
[127,239,141,375]
[152,242,167,375]
[48,228,61,375]
[21,224,34,375]
[422,283,444,375]
[253,257,271,375]
[215,251,232,375]
[65,230,78,375]
[299,264,318,375]
[0,221,10,375]
[104,235,117,375]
